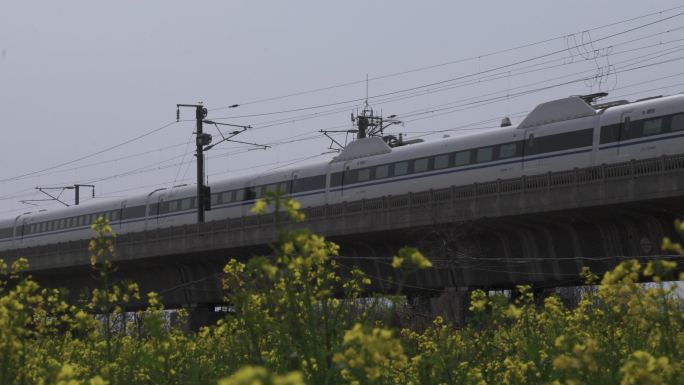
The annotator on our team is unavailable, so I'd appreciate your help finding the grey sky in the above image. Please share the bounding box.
[1,1,683,216]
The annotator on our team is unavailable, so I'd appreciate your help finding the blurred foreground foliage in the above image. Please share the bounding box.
[0,193,683,385]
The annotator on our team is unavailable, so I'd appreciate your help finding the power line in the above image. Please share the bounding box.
[3,140,193,183]
[4,10,684,214]
[218,27,684,132]
[22,58,684,195]
[5,57,683,206]
[209,4,684,111]
[0,121,180,184]
[210,10,684,122]
[4,10,680,193]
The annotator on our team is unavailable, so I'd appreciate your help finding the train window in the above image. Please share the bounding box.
[375,165,389,179]
[643,118,662,136]
[0,227,11,238]
[330,172,344,187]
[169,200,179,212]
[159,203,169,215]
[476,147,493,163]
[357,168,371,182]
[279,182,290,194]
[112,211,119,221]
[47,221,53,231]
[600,124,620,144]
[413,158,429,173]
[292,175,326,192]
[394,161,409,176]
[528,128,594,154]
[221,191,233,203]
[434,154,449,169]
[265,184,278,193]
[499,143,517,159]
[78,216,84,226]
[211,193,220,206]
[620,117,637,141]
[29,224,35,234]
[123,206,146,219]
[235,189,245,201]
[672,114,684,131]
[253,186,264,198]
[181,198,192,211]
[454,151,470,166]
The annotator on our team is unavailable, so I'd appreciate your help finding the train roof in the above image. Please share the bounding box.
[517,96,597,129]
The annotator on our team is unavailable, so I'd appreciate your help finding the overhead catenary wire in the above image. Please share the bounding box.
[4,9,684,215]
[3,12,683,192]
[211,11,684,122]
[230,32,684,133]
[7,60,684,204]
[209,4,684,111]
[0,121,181,184]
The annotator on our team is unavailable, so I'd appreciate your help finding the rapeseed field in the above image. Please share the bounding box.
[1,194,682,385]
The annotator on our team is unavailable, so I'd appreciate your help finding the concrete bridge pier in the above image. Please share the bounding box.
[429,286,471,326]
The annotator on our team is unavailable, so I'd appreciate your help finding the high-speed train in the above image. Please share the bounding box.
[2,92,684,251]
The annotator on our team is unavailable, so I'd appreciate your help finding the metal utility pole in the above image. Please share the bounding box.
[177,103,210,223]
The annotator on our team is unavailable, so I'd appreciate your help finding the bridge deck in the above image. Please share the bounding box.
[3,154,684,273]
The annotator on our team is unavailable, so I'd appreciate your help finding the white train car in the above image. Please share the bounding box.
[1,92,683,251]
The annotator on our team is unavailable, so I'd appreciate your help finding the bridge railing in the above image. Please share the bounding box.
[4,153,684,262]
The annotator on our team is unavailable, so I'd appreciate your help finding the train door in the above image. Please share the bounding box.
[616,111,635,159]
[11,216,21,249]
[522,128,538,174]
[118,200,127,231]
[291,169,301,199]
[13,214,29,248]
[156,194,167,227]
[326,161,350,204]
[144,188,167,230]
